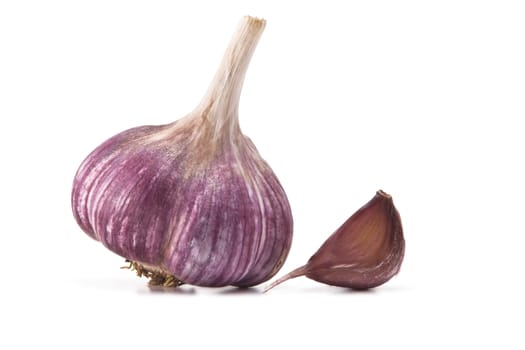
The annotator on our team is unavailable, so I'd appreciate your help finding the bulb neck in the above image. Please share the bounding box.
[196,16,266,142]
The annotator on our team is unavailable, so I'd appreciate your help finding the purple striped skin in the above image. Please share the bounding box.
[71,119,293,287]
[72,17,293,287]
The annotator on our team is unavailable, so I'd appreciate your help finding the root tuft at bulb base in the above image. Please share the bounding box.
[121,260,184,288]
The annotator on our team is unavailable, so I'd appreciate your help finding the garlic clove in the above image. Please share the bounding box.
[72,16,293,288]
[264,190,405,291]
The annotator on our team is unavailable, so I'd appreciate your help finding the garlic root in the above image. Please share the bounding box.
[121,260,184,288]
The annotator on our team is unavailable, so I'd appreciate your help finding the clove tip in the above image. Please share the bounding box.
[376,189,392,199]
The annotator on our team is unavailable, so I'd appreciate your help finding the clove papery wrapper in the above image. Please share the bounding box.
[71,16,293,288]
[265,190,405,291]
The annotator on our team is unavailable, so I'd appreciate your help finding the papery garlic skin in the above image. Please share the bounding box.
[306,190,404,289]
[72,17,293,287]
[264,190,404,292]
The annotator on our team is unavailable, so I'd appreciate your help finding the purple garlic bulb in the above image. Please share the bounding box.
[71,16,293,288]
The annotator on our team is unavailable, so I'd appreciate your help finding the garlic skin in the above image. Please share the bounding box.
[72,17,293,287]
[305,190,404,289]
[265,190,404,291]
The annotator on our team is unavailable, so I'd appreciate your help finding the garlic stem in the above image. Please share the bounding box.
[197,16,266,141]
[263,265,307,292]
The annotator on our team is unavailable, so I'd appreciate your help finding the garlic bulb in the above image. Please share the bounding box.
[71,16,293,288]
[265,190,404,291]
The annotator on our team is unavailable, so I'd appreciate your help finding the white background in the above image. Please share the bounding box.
[1,0,524,348]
